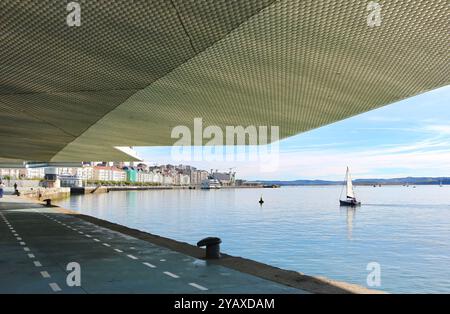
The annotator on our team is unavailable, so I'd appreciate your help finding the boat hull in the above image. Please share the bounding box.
[200,186,220,190]
[340,200,361,206]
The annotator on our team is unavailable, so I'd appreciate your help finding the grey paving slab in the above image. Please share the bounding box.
[0,200,305,294]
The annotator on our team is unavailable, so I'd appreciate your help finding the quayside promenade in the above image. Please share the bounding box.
[0,195,379,294]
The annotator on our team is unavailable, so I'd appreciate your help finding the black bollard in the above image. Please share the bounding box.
[197,237,222,259]
[44,198,52,207]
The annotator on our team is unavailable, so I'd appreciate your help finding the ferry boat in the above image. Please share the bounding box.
[201,179,221,190]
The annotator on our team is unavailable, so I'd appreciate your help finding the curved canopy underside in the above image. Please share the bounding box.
[0,0,448,162]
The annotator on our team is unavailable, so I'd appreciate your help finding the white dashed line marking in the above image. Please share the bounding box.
[85,234,92,238]
[103,243,111,247]
[19,242,26,246]
[93,238,100,242]
[40,271,51,278]
[160,259,166,262]
[143,262,156,268]
[24,247,30,252]
[49,283,61,292]
[163,271,179,278]
[78,231,84,234]
[28,254,35,258]
[189,283,208,291]
[127,254,138,260]
[16,237,22,240]
[34,261,42,267]
[114,249,123,253]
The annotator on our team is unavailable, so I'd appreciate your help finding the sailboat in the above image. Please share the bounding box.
[339,167,361,206]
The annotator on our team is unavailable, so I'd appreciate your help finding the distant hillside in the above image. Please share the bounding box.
[256,177,450,186]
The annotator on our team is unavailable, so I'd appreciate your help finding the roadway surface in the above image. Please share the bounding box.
[0,195,305,294]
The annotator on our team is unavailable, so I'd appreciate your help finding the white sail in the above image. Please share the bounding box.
[346,167,355,199]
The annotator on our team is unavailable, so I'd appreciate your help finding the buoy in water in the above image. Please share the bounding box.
[259,196,264,205]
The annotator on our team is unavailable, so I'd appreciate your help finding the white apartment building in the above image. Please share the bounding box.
[190,170,209,185]
[59,175,83,188]
[180,174,191,186]
[93,166,126,182]
[24,168,45,179]
[0,168,21,179]
[162,174,172,185]
[137,170,154,183]
[56,168,76,176]
[76,166,94,181]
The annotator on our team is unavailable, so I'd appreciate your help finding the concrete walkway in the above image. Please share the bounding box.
[0,196,304,294]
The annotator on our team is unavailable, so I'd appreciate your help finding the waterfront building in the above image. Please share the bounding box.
[123,166,137,182]
[76,166,94,181]
[56,167,76,176]
[172,172,180,185]
[211,170,236,186]
[198,170,209,185]
[179,174,191,186]
[23,168,45,179]
[93,166,126,182]
[152,172,164,184]
[162,174,172,185]
[0,163,230,187]
[136,169,155,183]
[59,175,83,188]
[0,168,21,179]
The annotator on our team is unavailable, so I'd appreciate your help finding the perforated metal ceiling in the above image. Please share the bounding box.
[0,0,449,161]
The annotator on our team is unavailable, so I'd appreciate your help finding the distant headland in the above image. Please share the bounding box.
[254,177,450,186]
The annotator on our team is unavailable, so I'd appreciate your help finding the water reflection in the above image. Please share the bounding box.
[345,207,356,240]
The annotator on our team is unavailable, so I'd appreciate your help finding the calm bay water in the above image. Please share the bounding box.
[56,185,450,293]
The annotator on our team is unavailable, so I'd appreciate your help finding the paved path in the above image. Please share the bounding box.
[0,196,305,294]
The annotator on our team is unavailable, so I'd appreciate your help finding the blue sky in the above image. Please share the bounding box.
[135,85,450,181]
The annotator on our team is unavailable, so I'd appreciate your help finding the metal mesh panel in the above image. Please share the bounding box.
[0,103,73,160]
[173,0,275,52]
[0,0,195,93]
[1,0,274,160]
[0,0,448,161]
[54,0,449,161]
[0,91,137,136]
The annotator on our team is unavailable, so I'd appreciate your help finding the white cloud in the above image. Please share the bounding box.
[423,125,450,135]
